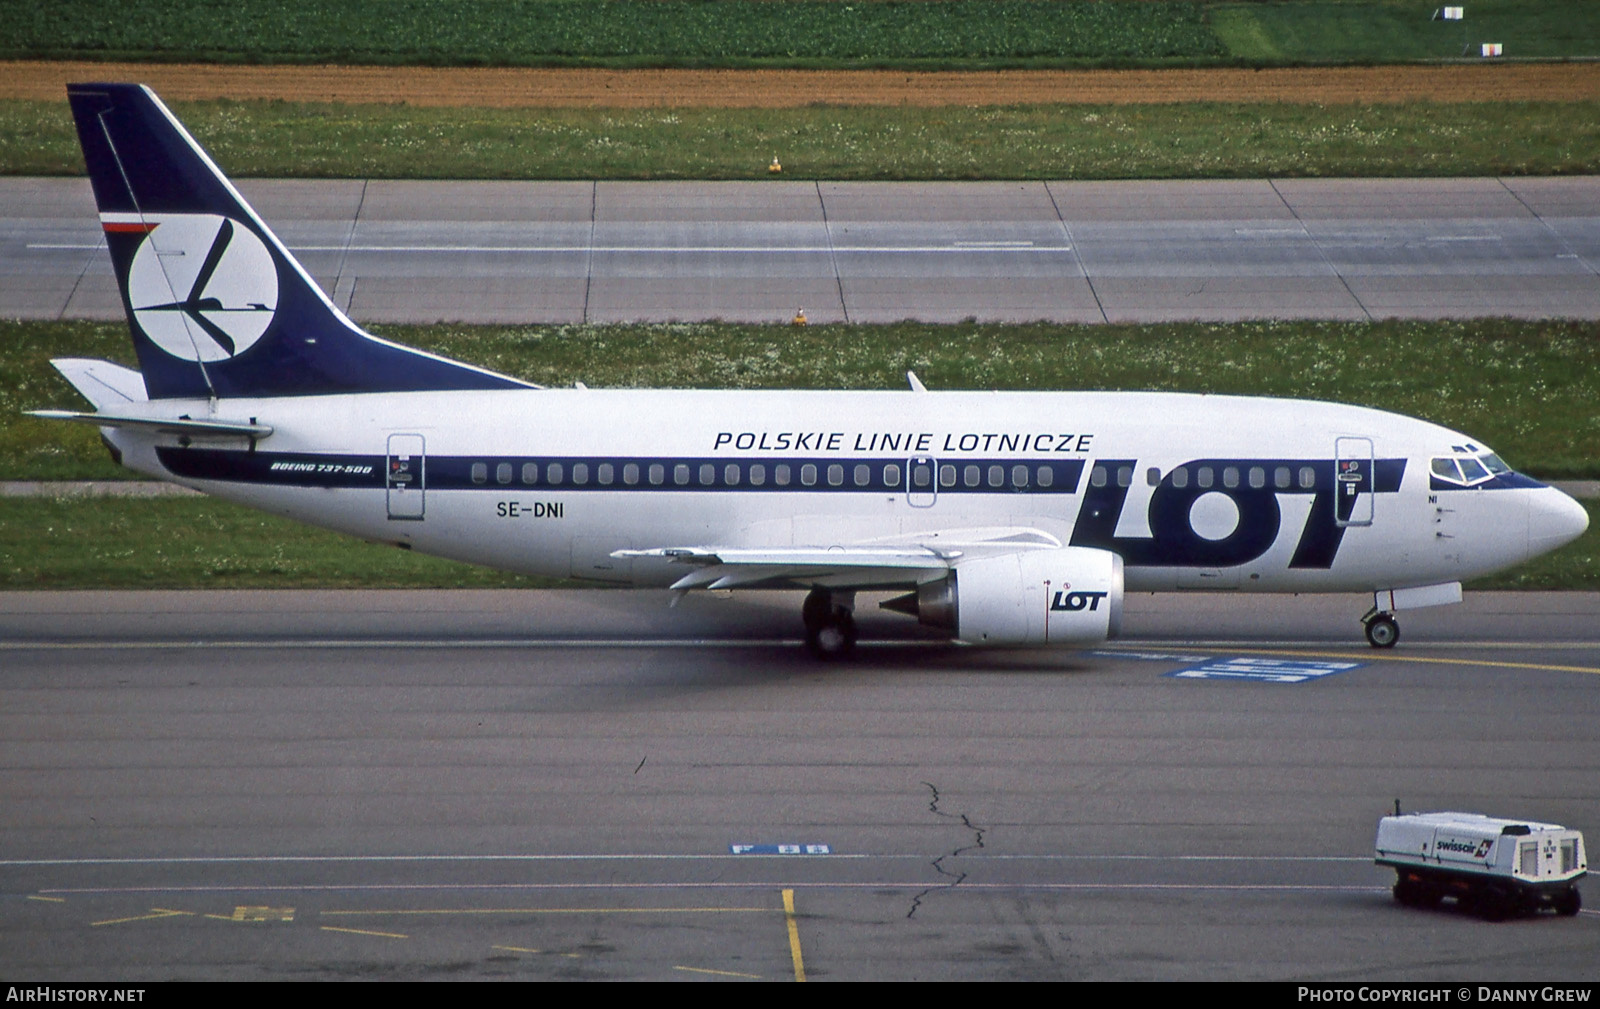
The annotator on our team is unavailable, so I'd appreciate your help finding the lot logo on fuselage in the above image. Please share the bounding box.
[127,214,278,362]
[1070,456,1404,569]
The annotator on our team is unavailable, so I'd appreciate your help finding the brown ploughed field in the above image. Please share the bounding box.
[3,60,1597,106]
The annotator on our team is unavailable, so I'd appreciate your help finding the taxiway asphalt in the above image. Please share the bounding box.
[5,176,1599,324]
[2,590,1597,980]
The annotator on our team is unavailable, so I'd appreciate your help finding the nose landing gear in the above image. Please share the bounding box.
[803,588,857,659]
[1362,607,1400,648]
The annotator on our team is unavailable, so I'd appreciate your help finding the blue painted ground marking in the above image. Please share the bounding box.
[1168,656,1364,683]
[730,844,832,855]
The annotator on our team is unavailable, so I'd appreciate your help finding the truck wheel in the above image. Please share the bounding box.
[1556,889,1582,917]
[1474,888,1515,921]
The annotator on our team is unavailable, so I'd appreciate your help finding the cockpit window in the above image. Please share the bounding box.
[1432,451,1514,487]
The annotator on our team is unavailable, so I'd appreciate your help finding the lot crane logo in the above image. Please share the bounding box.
[126,214,278,363]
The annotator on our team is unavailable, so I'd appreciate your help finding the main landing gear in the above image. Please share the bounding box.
[1361,606,1400,649]
[803,588,857,659]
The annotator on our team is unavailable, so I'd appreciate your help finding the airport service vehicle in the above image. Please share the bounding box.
[31,84,1592,657]
[1376,811,1587,918]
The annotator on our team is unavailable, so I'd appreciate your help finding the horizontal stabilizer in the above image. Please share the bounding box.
[27,409,273,439]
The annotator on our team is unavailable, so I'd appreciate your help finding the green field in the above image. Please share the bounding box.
[5,99,1599,181]
[9,319,1599,483]
[1212,0,1600,63]
[0,495,552,589]
[3,1,1595,68]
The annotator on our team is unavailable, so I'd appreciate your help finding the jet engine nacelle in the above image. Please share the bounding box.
[891,546,1124,646]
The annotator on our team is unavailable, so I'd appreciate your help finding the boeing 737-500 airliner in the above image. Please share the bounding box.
[31,84,1590,656]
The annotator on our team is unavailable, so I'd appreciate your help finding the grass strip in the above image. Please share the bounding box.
[2,494,1593,590]
[0,1,1226,69]
[1212,0,1600,64]
[4,99,1599,180]
[0,495,543,589]
[2,1,1595,69]
[8,319,1599,482]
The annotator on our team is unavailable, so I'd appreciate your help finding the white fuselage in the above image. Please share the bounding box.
[104,386,1579,595]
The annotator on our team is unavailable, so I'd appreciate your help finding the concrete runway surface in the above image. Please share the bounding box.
[4,176,1599,324]
[2,589,1597,981]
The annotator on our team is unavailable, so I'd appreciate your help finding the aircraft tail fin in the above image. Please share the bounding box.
[48,358,148,410]
[67,83,534,400]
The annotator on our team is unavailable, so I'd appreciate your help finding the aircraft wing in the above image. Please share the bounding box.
[615,527,1066,591]
[614,545,960,590]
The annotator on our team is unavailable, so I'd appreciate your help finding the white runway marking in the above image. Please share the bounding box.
[4,637,1596,651]
[28,242,1074,255]
[2,852,1370,867]
[35,881,1393,895]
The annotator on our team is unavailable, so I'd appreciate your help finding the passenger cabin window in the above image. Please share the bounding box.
[623,463,639,486]
[597,463,614,485]
[1171,466,1189,489]
[674,464,689,486]
[699,463,715,485]
[1038,466,1054,488]
[1146,467,1161,487]
[1197,467,1214,489]
[1116,465,1132,488]
[548,462,564,485]
[750,464,766,486]
[827,464,844,487]
[886,464,903,487]
[1090,465,1107,488]
[938,464,954,488]
[521,462,538,485]
[1248,466,1265,489]
[775,464,792,486]
[724,463,741,486]
[964,465,980,488]
[801,464,818,487]
[1298,466,1315,489]
[572,463,589,485]
[648,464,664,485]
[1274,466,1290,489]
[471,462,488,485]
[496,462,512,485]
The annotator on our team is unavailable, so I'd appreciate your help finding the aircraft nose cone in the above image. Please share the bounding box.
[1528,489,1590,559]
